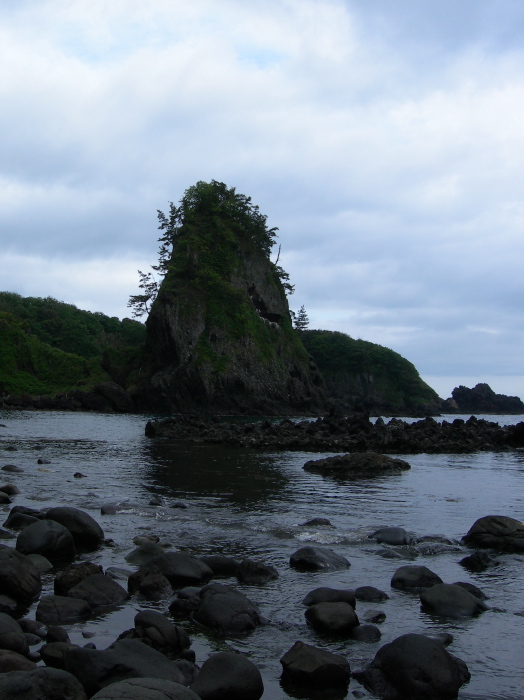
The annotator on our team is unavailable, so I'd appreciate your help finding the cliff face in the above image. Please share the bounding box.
[136,182,326,414]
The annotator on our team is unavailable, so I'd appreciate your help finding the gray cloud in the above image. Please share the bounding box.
[1,0,523,400]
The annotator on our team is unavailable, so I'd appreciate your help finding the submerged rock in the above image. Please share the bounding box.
[304,452,411,478]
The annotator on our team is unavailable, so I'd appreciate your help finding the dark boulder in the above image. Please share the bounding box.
[16,520,75,562]
[64,638,185,697]
[370,526,413,545]
[94,382,134,413]
[453,581,488,600]
[304,602,359,634]
[280,640,350,688]
[0,667,87,700]
[0,547,41,602]
[117,610,191,658]
[391,565,443,591]
[290,546,350,572]
[128,566,172,600]
[350,624,382,642]
[355,586,389,602]
[147,553,213,587]
[420,583,489,618]
[462,515,524,552]
[67,574,129,610]
[125,541,166,566]
[190,651,263,700]
[36,595,92,625]
[54,562,104,595]
[192,583,264,637]
[90,677,200,700]
[40,641,79,669]
[45,507,104,551]
[0,648,37,671]
[0,613,29,655]
[302,587,356,607]
[459,550,499,571]
[199,555,240,577]
[236,558,278,585]
[304,452,411,478]
[353,633,470,700]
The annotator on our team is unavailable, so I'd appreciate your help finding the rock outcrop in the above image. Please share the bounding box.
[136,181,326,415]
[445,383,524,414]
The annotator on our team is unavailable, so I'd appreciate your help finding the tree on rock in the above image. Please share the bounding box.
[294,305,309,331]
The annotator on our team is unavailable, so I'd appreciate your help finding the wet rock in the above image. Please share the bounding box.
[0,667,88,700]
[302,587,356,608]
[26,553,53,572]
[190,651,264,700]
[391,565,443,591]
[40,641,79,669]
[45,507,104,551]
[375,548,403,559]
[353,633,470,700]
[459,550,500,571]
[370,527,413,545]
[0,491,11,504]
[192,583,264,636]
[0,648,37,671]
[280,640,350,688]
[361,609,386,624]
[67,574,129,609]
[304,452,411,478]
[453,581,488,600]
[54,562,104,595]
[2,464,23,473]
[0,613,29,654]
[0,547,42,602]
[350,624,382,643]
[36,595,92,625]
[199,555,240,577]
[125,541,166,566]
[117,610,191,658]
[462,514,524,552]
[147,552,213,587]
[236,558,278,585]
[355,586,389,602]
[46,626,71,643]
[37,458,51,465]
[301,517,333,526]
[90,677,200,700]
[0,528,16,540]
[128,566,172,600]
[16,520,76,562]
[290,546,350,572]
[3,512,40,531]
[64,638,185,697]
[305,602,359,634]
[420,583,489,618]
[0,594,18,613]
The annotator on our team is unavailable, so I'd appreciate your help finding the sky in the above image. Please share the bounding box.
[1,0,524,401]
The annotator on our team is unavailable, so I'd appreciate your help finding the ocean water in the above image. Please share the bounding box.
[0,409,523,699]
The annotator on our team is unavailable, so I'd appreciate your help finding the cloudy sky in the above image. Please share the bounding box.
[1,0,523,401]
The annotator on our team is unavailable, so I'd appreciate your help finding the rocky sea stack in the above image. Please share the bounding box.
[136,181,326,414]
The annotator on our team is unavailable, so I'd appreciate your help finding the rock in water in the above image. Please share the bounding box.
[135,181,326,414]
[304,452,411,478]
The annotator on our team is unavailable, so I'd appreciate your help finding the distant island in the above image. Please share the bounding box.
[1,181,522,417]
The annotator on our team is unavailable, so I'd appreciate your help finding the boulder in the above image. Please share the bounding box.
[67,574,129,609]
[0,667,88,700]
[199,555,240,577]
[192,583,264,636]
[391,565,443,591]
[462,515,524,552]
[190,651,263,700]
[0,612,29,654]
[16,520,75,562]
[26,553,53,572]
[128,566,172,600]
[64,638,186,697]
[420,583,489,618]
[370,527,412,545]
[90,677,200,700]
[125,542,166,566]
[303,452,411,478]
[40,641,79,669]
[236,559,278,585]
[280,640,350,688]
[54,562,104,595]
[304,602,359,634]
[36,595,92,625]
[351,624,382,642]
[302,587,356,608]
[459,550,499,571]
[452,581,488,600]
[353,633,470,700]
[0,547,41,602]
[147,553,213,587]
[289,546,350,572]
[0,491,11,504]
[355,586,389,602]
[45,507,104,551]
[0,648,37,671]
[117,610,191,658]
[0,484,20,496]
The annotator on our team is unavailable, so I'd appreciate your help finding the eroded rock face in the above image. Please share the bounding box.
[354,633,470,700]
[462,515,524,552]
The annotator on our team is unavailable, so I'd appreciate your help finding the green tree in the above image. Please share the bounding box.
[293,305,309,331]
[127,270,159,319]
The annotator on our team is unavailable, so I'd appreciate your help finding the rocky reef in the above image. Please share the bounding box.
[444,383,524,414]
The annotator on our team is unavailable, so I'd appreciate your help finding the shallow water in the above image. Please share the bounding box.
[1,410,523,699]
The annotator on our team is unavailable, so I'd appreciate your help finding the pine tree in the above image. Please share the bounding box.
[293,305,309,331]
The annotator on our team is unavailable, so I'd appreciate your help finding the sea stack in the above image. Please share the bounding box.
[136,181,326,414]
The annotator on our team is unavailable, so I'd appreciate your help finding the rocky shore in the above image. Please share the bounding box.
[2,465,524,700]
[145,412,524,454]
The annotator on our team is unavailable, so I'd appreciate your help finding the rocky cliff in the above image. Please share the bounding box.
[136,181,326,414]
[445,383,524,414]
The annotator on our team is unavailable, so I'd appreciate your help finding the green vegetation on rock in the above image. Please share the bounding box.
[301,329,441,412]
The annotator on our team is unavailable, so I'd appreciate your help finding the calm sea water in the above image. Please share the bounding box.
[1,410,523,700]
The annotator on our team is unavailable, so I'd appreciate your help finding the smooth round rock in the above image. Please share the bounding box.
[190,651,263,700]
